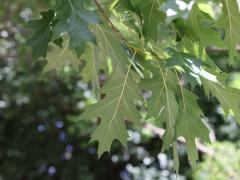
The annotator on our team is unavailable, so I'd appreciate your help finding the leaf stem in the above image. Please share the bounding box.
[93,0,161,58]
[93,0,126,43]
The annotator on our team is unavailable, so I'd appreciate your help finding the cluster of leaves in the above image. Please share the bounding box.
[28,0,240,170]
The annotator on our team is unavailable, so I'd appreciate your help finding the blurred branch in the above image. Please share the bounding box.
[144,123,215,156]
[206,45,240,53]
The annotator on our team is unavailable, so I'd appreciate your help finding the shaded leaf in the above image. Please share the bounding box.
[53,0,100,57]
[140,61,179,171]
[202,78,240,123]
[27,10,55,58]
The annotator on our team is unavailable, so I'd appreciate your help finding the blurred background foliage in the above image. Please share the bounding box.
[0,0,240,180]
[193,142,240,180]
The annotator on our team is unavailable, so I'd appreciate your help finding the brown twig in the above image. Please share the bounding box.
[206,45,240,53]
[93,0,126,43]
[93,0,161,57]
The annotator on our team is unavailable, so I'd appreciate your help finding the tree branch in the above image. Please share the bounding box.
[206,45,240,53]
[144,123,215,156]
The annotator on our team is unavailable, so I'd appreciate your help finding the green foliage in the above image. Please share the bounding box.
[193,141,240,180]
[202,78,240,123]
[140,62,178,152]
[81,25,143,156]
[27,0,240,170]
